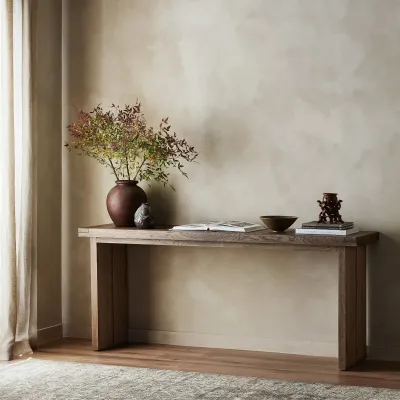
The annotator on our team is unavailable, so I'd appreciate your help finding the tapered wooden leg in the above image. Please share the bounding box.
[90,239,128,350]
[338,246,366,370]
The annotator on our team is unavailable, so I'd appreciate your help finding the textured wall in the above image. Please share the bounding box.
[62,0,400,358]
[33,0,62,333]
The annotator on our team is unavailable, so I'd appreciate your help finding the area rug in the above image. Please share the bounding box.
[0,359,399,400]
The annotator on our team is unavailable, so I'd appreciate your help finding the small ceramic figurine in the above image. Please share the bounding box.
[134,203,155,229]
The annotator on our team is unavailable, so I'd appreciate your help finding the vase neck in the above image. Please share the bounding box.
[116,180,138,185]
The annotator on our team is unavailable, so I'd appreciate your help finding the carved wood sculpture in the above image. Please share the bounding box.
[318,193,344,224]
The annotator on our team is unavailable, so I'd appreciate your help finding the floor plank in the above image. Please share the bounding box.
[11,339,400,390]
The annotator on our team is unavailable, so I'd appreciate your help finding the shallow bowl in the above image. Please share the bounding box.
[259,216,298,232]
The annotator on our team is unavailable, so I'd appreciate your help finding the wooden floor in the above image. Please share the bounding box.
[7,339,394,390]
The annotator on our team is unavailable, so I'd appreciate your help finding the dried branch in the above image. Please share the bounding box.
[65,101,199,187]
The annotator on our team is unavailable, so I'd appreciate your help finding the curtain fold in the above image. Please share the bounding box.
[0,0,35,361]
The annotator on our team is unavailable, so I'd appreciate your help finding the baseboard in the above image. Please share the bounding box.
[62,323,91,339]
[37,324,63,345]
[367,345,400,362]
[128,329,337,357]
[61,326,400,361]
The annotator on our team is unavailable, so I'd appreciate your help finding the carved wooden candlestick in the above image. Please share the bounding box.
[317,193,344,224]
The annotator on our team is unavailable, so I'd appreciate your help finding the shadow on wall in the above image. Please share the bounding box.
[146,184,178,226]
[128,183,178,343]
[368,232,400,357]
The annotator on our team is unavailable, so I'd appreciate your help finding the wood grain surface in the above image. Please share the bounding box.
[356,246,367,363]
[30,339,400,390]
[79,225,379,247]
[339,247,358,370]
[91,241,113,350]
[91,241,128,350]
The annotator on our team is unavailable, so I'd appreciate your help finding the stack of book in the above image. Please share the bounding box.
[295,221,359,236]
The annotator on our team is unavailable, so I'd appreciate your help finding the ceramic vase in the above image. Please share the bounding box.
[106,180,147,227]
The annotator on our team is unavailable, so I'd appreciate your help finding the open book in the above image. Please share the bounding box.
[171,221,264,233]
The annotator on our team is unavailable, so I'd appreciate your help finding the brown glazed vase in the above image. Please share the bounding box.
[106,180,147,227]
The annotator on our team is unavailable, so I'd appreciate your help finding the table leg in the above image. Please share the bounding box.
[338,246,367,370]
[90,239,128,350]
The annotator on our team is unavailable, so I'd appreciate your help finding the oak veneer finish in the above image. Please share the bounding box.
[79,224,378,247]
[79,224,379,371]
[90,239,128,350]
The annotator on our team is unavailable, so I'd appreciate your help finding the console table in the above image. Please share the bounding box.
[78,224,379,370]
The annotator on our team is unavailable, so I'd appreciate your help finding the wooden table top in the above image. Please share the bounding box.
[79,224,379,248]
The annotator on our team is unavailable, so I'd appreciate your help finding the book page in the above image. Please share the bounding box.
[211,221,260,229]
[171,223,209,231]
[171,221,263,232]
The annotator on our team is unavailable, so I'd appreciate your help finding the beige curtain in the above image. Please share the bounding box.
[0,0,36,361]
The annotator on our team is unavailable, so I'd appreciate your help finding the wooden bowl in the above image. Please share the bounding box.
[259,216,298,232]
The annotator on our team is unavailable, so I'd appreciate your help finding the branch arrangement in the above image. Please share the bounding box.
[66,102,198,187]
